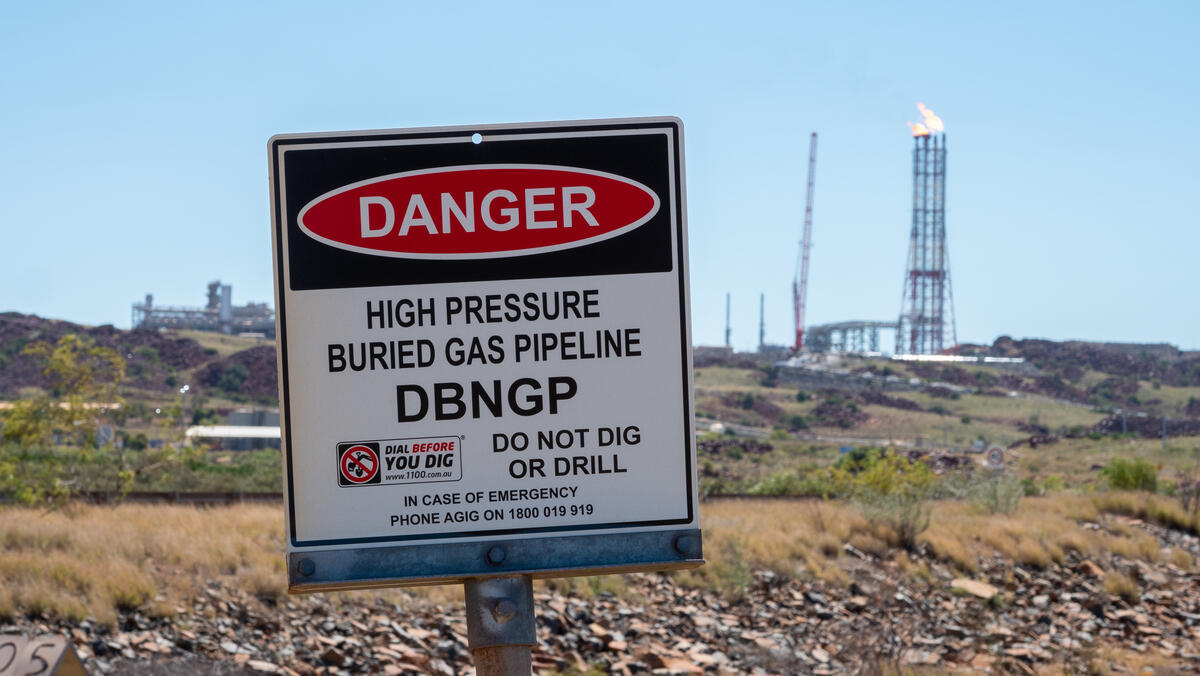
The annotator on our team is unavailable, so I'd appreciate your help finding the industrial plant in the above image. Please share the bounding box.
[755,103,959,358]
[131,281,275,337]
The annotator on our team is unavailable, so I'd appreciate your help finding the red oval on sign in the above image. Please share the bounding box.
[298,164,661,259]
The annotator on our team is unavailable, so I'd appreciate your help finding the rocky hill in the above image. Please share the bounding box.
[4,311,1199,419]
[0,313,276,404]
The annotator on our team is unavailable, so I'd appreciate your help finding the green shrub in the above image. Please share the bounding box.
[0,442,70,505]
[698,476,742,497]
[833,446,885,473]
[1042,475,1065,492]
[1101,457,1158,492]
[747,470,840,498]
[971,474,1023,515]
[215,364,248,394]
[133,346,160,363]
[1020,477,1040,497]
[759,367,779,388]
[846,453,934,550]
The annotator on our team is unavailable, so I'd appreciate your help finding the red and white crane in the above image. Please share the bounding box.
[792,132,817,354]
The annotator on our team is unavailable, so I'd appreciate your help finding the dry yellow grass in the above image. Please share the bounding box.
[678,499,868,592]
[1168,546,1194,571]
[915,494,1180,576]
[1059,645,1189,676]
[693,492,1191,596]
[0,502,285,625]
[1,490,1193,623]
[1102,571,1139,603]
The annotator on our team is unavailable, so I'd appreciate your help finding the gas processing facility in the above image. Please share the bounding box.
[754,103,959,359]
[132,281,275,337]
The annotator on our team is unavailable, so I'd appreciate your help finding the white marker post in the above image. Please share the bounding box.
[269,118,702,674]
[0,635,87,676]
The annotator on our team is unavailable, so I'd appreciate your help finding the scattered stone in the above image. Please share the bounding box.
[319,647,345,667]
[8,514,1200,675]
[951,578,999,599]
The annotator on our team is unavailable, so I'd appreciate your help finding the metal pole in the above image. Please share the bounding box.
[724,293,731,348]
[1163,417,1167,450]
[758,293,765,352]
[464,575,535,676]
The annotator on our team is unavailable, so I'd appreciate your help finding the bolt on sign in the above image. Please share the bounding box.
[269,118,702,591]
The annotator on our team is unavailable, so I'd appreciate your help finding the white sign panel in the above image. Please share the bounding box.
[269,118,699,588]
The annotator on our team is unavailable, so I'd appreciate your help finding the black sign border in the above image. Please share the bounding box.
[270,118,694,548]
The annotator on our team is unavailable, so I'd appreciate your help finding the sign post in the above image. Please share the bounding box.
[269,118,701,673]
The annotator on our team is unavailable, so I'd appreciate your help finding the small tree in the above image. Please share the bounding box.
[0,334,126,505]
[2,334,125,448]
[846,453,935,550]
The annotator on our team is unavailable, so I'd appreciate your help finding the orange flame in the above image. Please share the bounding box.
[917,102,944,133]
[908,103,944,136]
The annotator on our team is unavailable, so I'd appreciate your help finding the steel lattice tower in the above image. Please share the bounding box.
[898,132,957,354]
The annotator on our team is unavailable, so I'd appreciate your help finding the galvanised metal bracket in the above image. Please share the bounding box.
[288,528,703,593]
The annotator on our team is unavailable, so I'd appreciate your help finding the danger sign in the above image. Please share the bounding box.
[270,118,701,591]
[300,166,659,259]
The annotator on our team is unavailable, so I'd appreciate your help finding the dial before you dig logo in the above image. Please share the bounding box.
[337,442,381,486]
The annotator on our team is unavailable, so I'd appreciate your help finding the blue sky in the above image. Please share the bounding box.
[2,1,1197,350]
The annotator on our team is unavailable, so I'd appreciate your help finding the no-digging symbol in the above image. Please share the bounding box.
[338,443,380,486]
